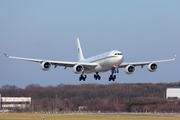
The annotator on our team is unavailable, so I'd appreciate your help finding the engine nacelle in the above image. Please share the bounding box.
[125,65,135,74]
[41,61,51,71]
[147,63,158,72]
[73,64,84,74]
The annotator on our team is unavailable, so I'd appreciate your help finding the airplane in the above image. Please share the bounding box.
[4,38,176,81]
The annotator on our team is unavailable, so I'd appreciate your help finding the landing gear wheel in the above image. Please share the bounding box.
[109,75,112,81]
[94,72,101,80]
[83,75,87,81]
[79,73,86,81]
[94,75,97,80]
[109,68,117,81]
[98,75,101,80]
[112,75,116,81]
[114,75,116,79]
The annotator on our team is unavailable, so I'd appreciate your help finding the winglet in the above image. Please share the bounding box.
[3,52,9,57]
[174,55,176,60]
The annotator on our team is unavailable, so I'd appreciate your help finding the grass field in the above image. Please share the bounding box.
[0,113,180,120]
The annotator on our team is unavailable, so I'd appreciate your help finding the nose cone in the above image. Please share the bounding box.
[120,54,124,63]
[116,54,124,65]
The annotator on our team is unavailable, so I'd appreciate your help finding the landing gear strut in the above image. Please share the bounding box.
[114,67,119,73]
[79,72,86,81]
[94,72,101,80]
[116,67,119,73]
[109,68,117,81]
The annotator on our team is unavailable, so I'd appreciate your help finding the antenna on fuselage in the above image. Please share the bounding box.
[77,38,84,61]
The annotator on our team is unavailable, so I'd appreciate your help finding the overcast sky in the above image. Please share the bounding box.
[1,0,179,88]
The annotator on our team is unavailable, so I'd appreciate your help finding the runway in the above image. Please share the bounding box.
[67,112,180,118]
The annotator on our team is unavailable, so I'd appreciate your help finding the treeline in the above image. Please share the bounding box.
[0,82,180,112]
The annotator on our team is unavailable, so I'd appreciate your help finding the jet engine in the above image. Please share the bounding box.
[147,63,158,72]
[73,64,84,74]
[41,61,51,71]
[125,65,135,74]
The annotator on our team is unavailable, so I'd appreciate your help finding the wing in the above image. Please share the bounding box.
[3,53,98,69]
[119,55,176,68]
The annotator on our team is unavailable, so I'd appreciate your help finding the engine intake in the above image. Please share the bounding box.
[41,61,51,71]
[125,65,135,74]
[147,63,158,72]
[73,64,84,74]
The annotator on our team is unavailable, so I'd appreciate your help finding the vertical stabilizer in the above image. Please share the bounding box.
[77,38,84,61]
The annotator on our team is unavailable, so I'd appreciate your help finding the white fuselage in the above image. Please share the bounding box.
[79,50,124,73]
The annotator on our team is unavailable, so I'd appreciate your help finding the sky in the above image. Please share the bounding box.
[0,0,180,88]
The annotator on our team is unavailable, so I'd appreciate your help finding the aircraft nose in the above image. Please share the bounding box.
[119,54,124,63]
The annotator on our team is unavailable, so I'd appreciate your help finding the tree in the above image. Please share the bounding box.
[1,84,19,89]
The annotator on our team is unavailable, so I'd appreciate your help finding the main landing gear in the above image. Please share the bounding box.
[79,68,119,81]
[94,72,101,80]
[109,68,119,81]
[79,72,86,81]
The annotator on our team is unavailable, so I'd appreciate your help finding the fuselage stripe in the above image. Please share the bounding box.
[89,56,117,63]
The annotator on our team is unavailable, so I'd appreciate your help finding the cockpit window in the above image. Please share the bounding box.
[115,53,122,55]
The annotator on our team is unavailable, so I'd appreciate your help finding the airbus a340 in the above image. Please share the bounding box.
[4,38,176,81]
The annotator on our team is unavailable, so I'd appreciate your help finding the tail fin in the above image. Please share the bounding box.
[77,38,84,61]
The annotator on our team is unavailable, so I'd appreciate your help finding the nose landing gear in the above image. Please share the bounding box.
[109,75,116,81]
[109,68,118,81]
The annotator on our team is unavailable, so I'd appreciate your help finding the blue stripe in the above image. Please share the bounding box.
[89,56,116,63]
